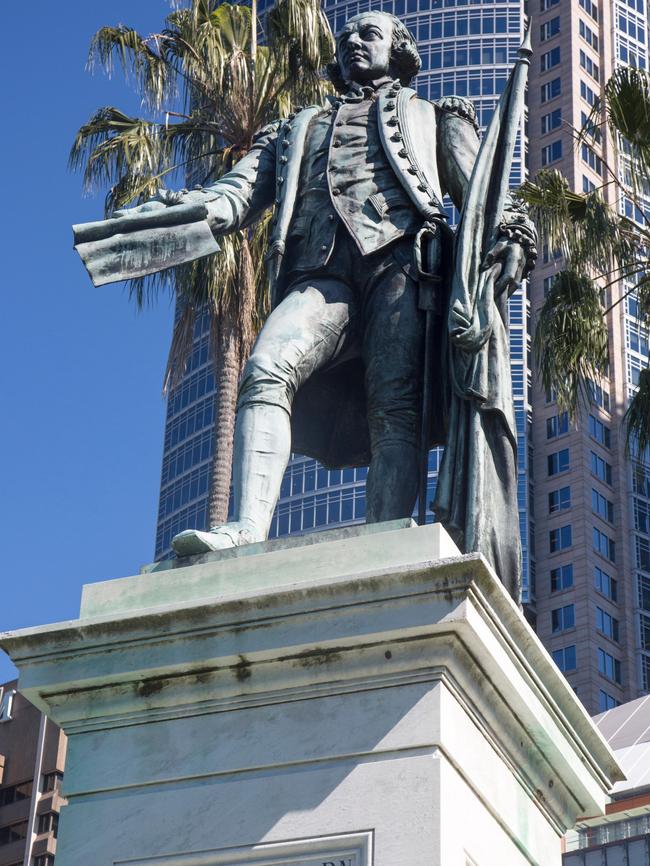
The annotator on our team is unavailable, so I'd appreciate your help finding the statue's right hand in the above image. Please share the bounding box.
[112,188,184,219]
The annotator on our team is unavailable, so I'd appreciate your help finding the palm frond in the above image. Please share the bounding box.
[88,26,170,109]
[534,269,609,418]
[69,107,165,194]
[604,66,650,173]
[625,367,650,454]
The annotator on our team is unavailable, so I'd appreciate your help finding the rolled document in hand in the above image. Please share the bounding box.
[72,202,221,287]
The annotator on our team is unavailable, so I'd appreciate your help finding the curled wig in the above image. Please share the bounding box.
[326,12,421,93]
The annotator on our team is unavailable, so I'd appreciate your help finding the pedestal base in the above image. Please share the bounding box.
[1,523,622,866]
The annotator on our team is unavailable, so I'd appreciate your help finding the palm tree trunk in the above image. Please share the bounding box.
[207,234,256,527]
[208,300,240,527]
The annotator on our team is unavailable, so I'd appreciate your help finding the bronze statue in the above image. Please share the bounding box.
[74,12,536,600]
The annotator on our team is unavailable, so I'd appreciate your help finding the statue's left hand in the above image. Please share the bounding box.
[484,237,527,297]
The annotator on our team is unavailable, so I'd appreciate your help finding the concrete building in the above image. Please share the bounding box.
[564,694,650,864]
[154,0,533,608]
[0,681,66,866]
[528,0,650,713]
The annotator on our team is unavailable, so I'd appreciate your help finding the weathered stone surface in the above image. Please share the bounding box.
[1,523,622,866]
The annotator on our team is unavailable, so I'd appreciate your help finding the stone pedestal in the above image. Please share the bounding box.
[1,522,622,866]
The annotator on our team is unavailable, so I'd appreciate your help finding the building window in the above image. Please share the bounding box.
[541,46,561,72]
[593,527,616,562]
[588,414,611,447]
[541,0,560,9]
[581,143,603,175]
[588,380,611,412]
[550,524,572,552]
[592,488,614,523]
[596,606,620,642]
[34,857,55,866]
[579,19,599,49]
[579,0,598,22]
[579,49,600,81]
[552,604,575,632]
[583,175,596,193]
[549,486,571,513]
[552,645,577,672]
[41,772,63,793]
[541,77,562,103]
[598,690,620,711]
[551,563,573,592]
[548,448,570,476]
[590,451,612,484]
[547,411,569,438]
[37,812,59,838]
[594,566,617,602]
[0,780,33,807]
[0,820,28,845]
[541,108,562,135]
[541,140,563,165]
[580,79,598,106]
[597,647,622,683]
[540,17,560,41]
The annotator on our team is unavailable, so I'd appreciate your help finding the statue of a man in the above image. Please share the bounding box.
[75,12,536,595]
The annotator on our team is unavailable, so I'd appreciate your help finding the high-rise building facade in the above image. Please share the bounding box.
[529,0,650,713]
[0,681,66,866]
[154,0,533,601]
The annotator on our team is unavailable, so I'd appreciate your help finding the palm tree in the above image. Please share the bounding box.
[521,65,650,450]
[70,0,335,529]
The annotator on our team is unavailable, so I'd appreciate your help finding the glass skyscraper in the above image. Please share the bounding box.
[154,0,532,606]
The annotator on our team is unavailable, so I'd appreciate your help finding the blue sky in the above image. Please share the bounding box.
[0,1,184,681]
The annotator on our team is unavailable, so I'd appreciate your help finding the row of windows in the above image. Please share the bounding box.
[164,397,214,451]
[550,562,618,602]
[158,463,211,519]
[168,367,215,418]
[427,10,519,39]
[617,11,646,44]
[279,461,368,500]
[550,603,619,642]
[582,143,603,176]
[270,487,367,537]
[161,429,213,487]
[617,34,648,68]
[0,820,27,845]
[552,646,622,683]
[156,499,208,557]
[589,414,611,448]
[594,526,616,562]
[592,488,614,523]
[580,80,598,107]
[429,40,511,70]
[579,49,600,83]
[427,70,509,100]
[579,0,598,21]
[579,19,599,50]
[591,451,612,485]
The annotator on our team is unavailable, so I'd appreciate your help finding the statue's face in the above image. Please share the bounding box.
[337,13,393,84]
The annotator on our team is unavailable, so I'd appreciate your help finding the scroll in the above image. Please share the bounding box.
[73,202,221,287]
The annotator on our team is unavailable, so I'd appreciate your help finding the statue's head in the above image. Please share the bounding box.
[327,12,421,92]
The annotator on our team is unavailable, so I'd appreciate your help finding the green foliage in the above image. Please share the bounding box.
[534,270,609,418]
[521,67,650,447]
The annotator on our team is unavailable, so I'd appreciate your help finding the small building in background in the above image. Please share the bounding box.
[564,695,650,865]
[0,680,66,866]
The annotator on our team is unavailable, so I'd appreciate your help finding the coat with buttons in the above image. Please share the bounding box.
[194,88,486,467]
[197,84,481,308]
